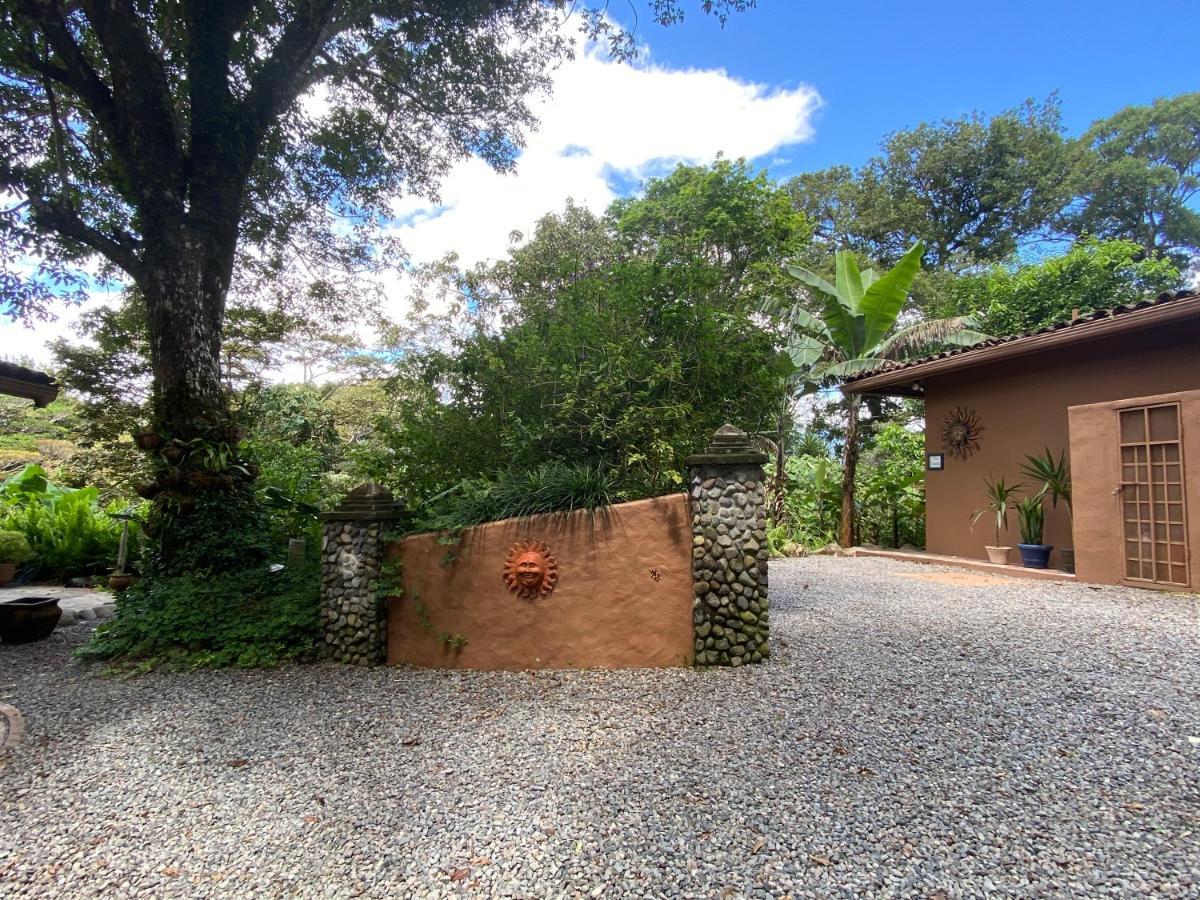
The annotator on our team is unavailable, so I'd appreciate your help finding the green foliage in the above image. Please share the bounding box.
[413,461,623,534]
[0,465,126,578]
[778,243,986,391]
[1015,494,1047,546]
[792,431,831,458]
[373,161,804,505]
[142,485,269,579]
[929,239,1182,337]
[239,384,343,545]
[768,422,926,551]
[788,98,1071,269]
[855,424,925,548]
[1021,448,1072,518]
[970,476,1024,547]
[78,560,320,669]
[774,454,841,549]
[0,530,31,564]
[1062,93,1200,263]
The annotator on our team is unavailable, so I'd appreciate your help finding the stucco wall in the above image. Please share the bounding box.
[387,494,695,669]
[1069,390,1200,590]
[923,320,1200,567]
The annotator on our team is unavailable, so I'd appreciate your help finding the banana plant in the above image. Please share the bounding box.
[768,243,988,546]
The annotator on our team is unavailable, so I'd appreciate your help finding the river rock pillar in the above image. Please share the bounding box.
[319,482,404,665]
[686,425,770,667]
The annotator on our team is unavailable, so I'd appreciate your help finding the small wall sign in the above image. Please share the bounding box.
[927,453,945,471]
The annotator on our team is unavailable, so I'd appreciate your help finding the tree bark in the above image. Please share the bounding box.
[839,393,861,548]
[141,232,233,437]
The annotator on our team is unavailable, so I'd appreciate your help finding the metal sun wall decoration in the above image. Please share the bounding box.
[502,539,559,599]
[941,406,984,459]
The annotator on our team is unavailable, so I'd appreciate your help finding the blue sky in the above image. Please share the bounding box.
[6,1,1197,367]
[628,0,1199,177]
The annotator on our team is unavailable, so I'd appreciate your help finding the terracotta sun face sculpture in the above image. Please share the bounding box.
[503,539,558,599]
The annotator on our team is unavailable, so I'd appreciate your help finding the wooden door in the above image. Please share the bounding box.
[1119,403,1190,586]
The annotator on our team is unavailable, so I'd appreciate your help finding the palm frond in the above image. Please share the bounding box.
[877,317,991,360]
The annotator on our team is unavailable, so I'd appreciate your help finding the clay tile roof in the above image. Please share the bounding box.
[842,288,1200,395]
[0,360,59,407]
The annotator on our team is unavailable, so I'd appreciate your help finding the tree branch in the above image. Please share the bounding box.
[238,0,341,164]
[77,0,184,211]
[25,194,142,276]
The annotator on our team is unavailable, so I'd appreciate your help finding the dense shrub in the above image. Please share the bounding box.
[79,560,320,669]
[767,423,926,551]
[0,530,32,564]
[0,464,125,579]
[855,424,925,548]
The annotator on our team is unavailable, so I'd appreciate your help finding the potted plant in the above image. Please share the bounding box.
[1015,491,1053,569]
[1021,448,1073,572]
[0,531,32,587]
[107,518,135,595]
[970,476,1022,565]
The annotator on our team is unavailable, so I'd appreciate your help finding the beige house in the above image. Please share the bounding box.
[843,290,1200,591]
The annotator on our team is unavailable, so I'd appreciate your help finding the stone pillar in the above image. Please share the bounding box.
[319,482,404,665]
[686,425,770,667]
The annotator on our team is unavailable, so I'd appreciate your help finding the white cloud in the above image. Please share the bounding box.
[383,47,821,294]
[5,42,822,372]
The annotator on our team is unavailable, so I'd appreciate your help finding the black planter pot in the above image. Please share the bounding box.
[1017,544,1053,569]
[0,597,62,643]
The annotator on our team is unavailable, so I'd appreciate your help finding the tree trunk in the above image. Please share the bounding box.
[770,394,789,525]
[142,247,230,437]
[134,227,262,575]
[839,393,861,548]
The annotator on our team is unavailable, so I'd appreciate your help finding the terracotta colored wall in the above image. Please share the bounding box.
[1069,390,1200,589]
[387,495,695,670]
[922,320,1200,568]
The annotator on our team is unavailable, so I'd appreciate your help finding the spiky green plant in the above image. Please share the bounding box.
[1015,492,1047,545]
[970,476,1024,547]
[1020,447,1072,518]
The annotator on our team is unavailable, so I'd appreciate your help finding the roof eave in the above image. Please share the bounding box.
[0,375,59,408]
[841,295,1200,397]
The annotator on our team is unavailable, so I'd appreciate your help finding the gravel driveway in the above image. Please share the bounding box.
[2,557,1197,899]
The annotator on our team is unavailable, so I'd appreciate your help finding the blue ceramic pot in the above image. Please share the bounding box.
[1017,544,1053,569]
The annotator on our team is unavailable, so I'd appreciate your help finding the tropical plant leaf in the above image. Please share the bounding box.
[786,334,827,370]
[834,251,865,313]
[784,263,836,299]
[786,305,832,340]
[858,242,925,353]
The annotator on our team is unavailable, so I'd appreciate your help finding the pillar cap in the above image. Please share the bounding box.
[685,424,769,467]
[319,480,406,522]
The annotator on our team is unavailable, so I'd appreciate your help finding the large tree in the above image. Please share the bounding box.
[0,0,750,559]
[374,159,807,502]
[787,99,1071,271]
[1061,93,1200,266]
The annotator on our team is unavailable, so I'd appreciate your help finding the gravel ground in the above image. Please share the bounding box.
[1,556,1198,899]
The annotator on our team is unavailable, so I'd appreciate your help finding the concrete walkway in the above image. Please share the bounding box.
[0,586,115,626]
